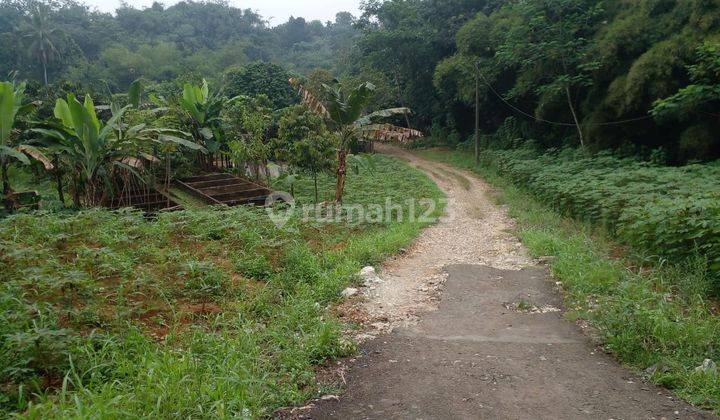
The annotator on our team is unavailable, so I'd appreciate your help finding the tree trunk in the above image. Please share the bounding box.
[334,149,348,204]
[0,156,9,196]
[85,180,95,207]
[41,46,49,86]
[1,156,11,212]
[53,155,65,207]
[393,68,412,128]
[71,177,81,207]
[165,153,172,207]
[262,160,270,185]
[565,86,585,148]
[475,69,480,165]
[313,172,318,204]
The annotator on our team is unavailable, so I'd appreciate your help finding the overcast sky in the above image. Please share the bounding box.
[82,0,362,25]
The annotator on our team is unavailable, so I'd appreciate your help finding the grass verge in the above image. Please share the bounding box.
[0,154,444,418]
[417,148,720,413]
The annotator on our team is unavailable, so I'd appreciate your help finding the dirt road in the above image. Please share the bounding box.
[307,146,713,419]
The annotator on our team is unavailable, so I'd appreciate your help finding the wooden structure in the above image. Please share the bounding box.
[174,173,270,207]
[2,191,41,211]
[104,155,271,213]
[107,181,180,213]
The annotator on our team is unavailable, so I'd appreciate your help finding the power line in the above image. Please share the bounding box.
[476,71,654,127]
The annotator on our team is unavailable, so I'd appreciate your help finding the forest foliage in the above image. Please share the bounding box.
[4,0,720,162]
[353,0,720,163]
[0,0,359,91]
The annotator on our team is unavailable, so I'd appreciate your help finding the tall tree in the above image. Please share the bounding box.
[355,0,489,128]
[224,63,297,109]
[651,42,720,161]
[652,42,720,122]
[23,2,60,85]
[494,0,603,147]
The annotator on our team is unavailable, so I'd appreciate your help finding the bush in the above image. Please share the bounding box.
[234,253,272,280]
[679,124,719,163]
[479,148,720,281]
[180,260,230,300]
[223,62,297,109]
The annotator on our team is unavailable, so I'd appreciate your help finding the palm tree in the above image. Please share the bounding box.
[24,2,59,86]
[290,78,423,202]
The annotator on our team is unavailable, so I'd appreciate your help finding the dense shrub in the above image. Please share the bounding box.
[480,148,720,274]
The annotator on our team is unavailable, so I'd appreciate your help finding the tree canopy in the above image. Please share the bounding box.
[0,1,360,91]
[352,0,720,162]
[2,0,720,163]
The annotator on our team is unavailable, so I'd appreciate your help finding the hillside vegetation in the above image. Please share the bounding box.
[0,0,358,91]
[355,0,720,163]
[5,0,719,162]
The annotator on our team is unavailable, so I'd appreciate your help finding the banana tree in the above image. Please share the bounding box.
[33,93,200,206]
[290,78,423,202]
[153,130,206,198]
[0,80,50,203]
[179,79,237,169]
[111,80,204,195]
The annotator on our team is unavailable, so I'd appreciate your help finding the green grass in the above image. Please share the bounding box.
[0,154,444,418]
[418,148,720,412]
[167,187,210,209]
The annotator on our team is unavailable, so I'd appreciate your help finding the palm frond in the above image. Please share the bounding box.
[0,145,30,165]
[17,144,54,170]
[356,107,412,125]
[360,124,424,142]
[289,77,331,119]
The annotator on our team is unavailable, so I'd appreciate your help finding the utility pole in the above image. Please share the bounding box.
[475,61,481,166]
[393,67,412,129]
